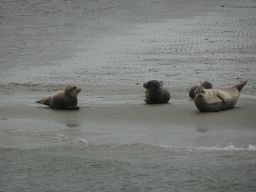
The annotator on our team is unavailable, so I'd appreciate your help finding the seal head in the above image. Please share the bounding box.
[65,85,81,98]
[36,85,81,110]
[194,87,206,100]
[189,81,213,99]
[143,80,170,104]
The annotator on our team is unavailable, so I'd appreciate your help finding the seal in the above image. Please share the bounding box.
[193,80,248,112]
[143,80,170,104]
[36,85,81,110]
[189,81,213,99]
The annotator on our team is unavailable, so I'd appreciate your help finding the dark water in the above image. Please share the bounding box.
[1,142,256,191]
[1,119,256,192]
[2,147,256,191]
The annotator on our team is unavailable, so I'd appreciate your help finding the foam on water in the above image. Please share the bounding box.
[159,143,256,152]
[1,129,88,148]
[106,141,256,153]
[1,128,256,153]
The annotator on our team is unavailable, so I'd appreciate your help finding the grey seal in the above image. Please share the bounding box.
[36,85,81,110]
[143,80,170,104]
[189,81,213,99]
[193,80,248,112]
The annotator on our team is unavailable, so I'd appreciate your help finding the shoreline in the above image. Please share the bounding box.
[0,0,255,149]
[1,86,255,151]
[1,84,255,132]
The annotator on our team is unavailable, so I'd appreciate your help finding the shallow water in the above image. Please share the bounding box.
[1,113,256,191]
[1,0,256,191]
[1,0,256,88]
[2,147,256,191]
[1,126,256,192]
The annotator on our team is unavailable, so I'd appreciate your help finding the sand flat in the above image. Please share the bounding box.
[1,85,255,137]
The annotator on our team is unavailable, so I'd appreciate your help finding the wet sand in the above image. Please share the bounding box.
[1,83,256,149]
[0,0,255,146]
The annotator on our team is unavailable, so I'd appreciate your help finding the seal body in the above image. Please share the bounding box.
[189,81,212,99]
[36,85,81,110]
[143,80,170,104]
[194,80,248,112]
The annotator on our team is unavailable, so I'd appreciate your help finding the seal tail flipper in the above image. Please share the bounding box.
[159,81,163,87]
[35,96,50,105]
[234,80,248,92]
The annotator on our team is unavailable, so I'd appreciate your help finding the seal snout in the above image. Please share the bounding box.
[143,83,148,89]
[197,94,203,99]
[76,87,81,93]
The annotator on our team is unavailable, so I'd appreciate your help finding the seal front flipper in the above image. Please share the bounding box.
[216,91,227,104]
[68,106,80,110]
[209,109,220,112]
[144,99,153,104]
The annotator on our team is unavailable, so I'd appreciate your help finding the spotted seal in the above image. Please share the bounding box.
[193,80,248,112]
[36,85,81,110]
[143,80,170,104]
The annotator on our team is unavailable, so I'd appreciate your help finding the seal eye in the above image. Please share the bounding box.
[73,87,77,91]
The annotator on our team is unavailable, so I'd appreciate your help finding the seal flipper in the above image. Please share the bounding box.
[209,109,220,112]
[216,91,227,104]
[68,106,80,110]
[35,96,51,106]
[234,80,248,92]
[144,99,153,104]
[159,81,163,87]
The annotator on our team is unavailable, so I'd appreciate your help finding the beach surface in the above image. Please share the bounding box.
[1,0,256,191]
[1,84,256,148]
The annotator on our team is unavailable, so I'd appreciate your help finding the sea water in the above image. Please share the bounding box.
[1,116,256,192]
